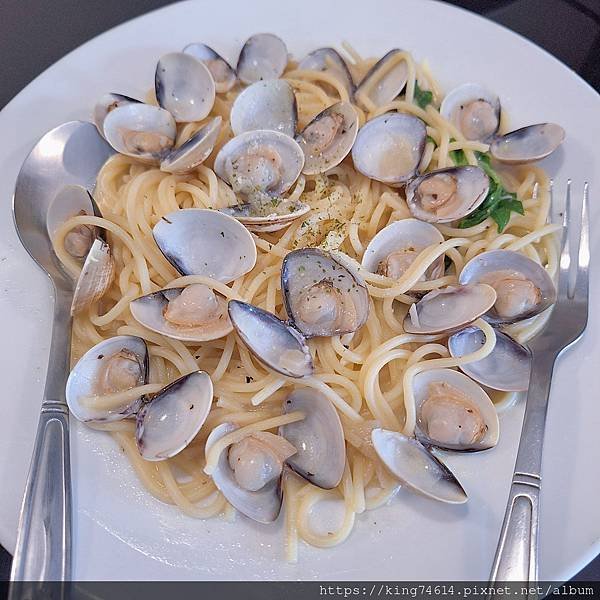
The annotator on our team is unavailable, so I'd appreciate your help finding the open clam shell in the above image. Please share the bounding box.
[220,199,310,233]
[371,428,467,504]
[237,33,288,84]
[230,80,297,137]
[406,166,489,224]
[490,123,565,164]
[413,368,499,451]
[153,208,257,283]
[361,218,444,282]
[296,101,359,175]
[214,129,304,196]
[183,43,237,93]
[155,52,216,123]
[440,83,500,142]
[297,47,354,97]
[206,423,284,523]
[281,248,370,338]
[228,300,313,378]
[103,103,176,162]
[136,370,213,461]
[93,93,140,138]
[352,112,427,184]
[66,335,149,423]
[449,326,531,392]
[160,116,222,174]
[280,388,346,489]
[70,238,115,315]
[130,285,232,342]
[354,49,408,110]
[403,284,497,335]
[458,249,557,324]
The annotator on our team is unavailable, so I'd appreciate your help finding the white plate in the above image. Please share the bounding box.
[1,0,600,581]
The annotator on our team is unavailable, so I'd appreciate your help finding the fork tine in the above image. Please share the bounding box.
[574,182,590,300]
[558,179,572,299]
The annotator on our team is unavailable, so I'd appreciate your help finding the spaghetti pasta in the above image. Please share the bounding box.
[57,43,557,558]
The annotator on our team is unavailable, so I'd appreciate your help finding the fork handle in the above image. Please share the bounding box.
[489,350,557,587]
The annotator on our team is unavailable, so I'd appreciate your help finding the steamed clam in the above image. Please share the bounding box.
[136,370,213,461]
[440,83,500,142]
[403,284,497,335]
[206,422,294,523]
[130,284,232,342]
[66,335,149,423]
[297,47,354,97]
[93,93,140,138]
[490,123,565,164]
[183,43,237,93]
[296,101,358,175]
[459,249,556,324]
[153,208,257,282]
[214,129,304,196]
[228,300,313,378]
[281,248,370,337]
[413,368,499,452]
[352,112,427,184]
[406,166,489,223]
[361,218,444,282]
[371,429,467,504]
[354,49,408,110]
[220,198,310,233]
[449,326,531,392]
[237,33,288,84]
[155,52,216,123]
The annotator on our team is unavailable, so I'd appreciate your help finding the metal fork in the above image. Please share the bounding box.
[489,180,590,586]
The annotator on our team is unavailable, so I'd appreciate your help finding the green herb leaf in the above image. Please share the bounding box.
[457,152,524,232]
[426,135,437,147]
[448,138,469,166]
[414,81,433,110]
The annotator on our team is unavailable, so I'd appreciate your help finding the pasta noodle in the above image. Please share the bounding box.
[57,43,557,558]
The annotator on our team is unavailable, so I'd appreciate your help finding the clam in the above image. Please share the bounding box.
[280,388,345,489]
[354,49,408,110]
[403,284,497,335]
[183,43,237,93]
[236,33,288,84]
[93,93,140,138]
[371,428,467,504]
[458,249,557,324]
[297,48,354,97]
[352,112,427,184]
[440,83,500,142]
[490,123,565,164]
[296,101,358,175]
[103,103,176,162]
[230,79,297,137]
[130,284,232,342]
[361,218,444,282]
[228,300,313,378]
[152,208,257,282]
[449,326,531,392]
[406,166,489,223]
[206,422,295,523]
[155,52,216,123]
[220,198,310,233]
[136,370,213,461]
[160,116,222,174]
[413,368,499,451]
[66,335,148,423]
[46,185,101,260]
[281,248,370,337]
[70,238,115,315]
[214,129,304,196]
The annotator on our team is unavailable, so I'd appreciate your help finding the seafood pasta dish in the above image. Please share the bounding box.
[51,34,564,560]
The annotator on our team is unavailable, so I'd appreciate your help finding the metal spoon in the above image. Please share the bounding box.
[11,121,114,581]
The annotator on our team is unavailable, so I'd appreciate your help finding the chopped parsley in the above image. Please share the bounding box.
[414,81,433,110]
[458,152,524,232]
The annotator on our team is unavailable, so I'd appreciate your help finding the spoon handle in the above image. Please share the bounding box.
[10,289,72,582]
